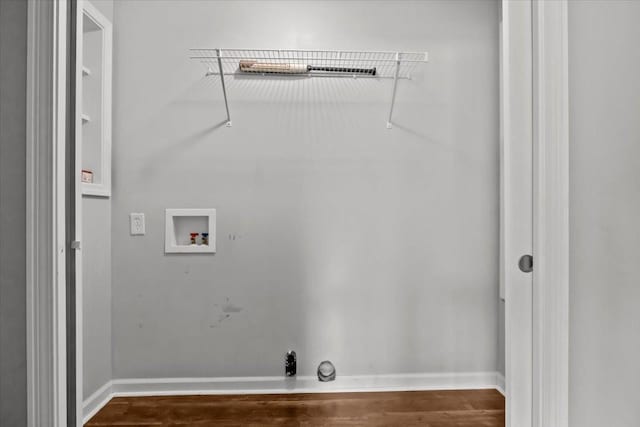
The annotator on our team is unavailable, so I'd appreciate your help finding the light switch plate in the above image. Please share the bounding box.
[130,213,145,235]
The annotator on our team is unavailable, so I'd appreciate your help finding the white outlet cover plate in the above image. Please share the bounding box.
[130,213,145,235]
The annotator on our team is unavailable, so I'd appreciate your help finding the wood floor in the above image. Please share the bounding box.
[85,389,505,426]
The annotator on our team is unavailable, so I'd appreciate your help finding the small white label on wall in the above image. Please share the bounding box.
[130,213,145,235]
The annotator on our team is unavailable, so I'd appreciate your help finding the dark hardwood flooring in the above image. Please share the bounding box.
[86,389,504,426]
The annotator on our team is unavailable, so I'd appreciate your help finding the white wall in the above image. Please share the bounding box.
[110,0,501,380]
[569,1,640,426]
[0,0,28,423]
[82,0,114,401]
[82,198,112,398]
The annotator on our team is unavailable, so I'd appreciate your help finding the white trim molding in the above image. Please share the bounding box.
[532,1,570,427]
[82,381,113,425]
[26,0,69,426]
[496,373,506,397]
[83,372,504,424]
[79,0,112,197]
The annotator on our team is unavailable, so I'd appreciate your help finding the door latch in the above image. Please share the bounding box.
[518,254,533,273]
[71,240,81,250]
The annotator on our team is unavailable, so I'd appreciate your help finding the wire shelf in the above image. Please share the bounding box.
[190,48,427,79]
[189,48,428,128]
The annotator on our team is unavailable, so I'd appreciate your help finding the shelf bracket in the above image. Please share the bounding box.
[386,52,401,129]
[215,48,232,127]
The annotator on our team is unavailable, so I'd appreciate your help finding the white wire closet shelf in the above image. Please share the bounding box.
[189,48,429,128]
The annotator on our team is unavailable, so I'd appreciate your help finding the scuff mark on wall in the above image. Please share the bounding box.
[208,298,243,328]
[222,303,243,313]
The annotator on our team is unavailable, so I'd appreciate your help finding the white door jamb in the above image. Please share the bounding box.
[26,0,69,426]
[532,1,570,426]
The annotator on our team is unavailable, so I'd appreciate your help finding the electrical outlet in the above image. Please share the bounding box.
[130,213,145,235]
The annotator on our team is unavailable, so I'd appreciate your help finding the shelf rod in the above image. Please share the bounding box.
[387,52,401,129]
[190,55,425,64]
[215,48,232,127]
[191,47,426,57]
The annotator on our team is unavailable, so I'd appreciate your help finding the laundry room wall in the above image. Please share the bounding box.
[109,0,502,380]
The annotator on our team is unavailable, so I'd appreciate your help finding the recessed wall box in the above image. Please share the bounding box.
[165,209,216,253]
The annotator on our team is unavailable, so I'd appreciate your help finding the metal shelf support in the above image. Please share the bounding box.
[215,48,232,127]
[386,52,401,129]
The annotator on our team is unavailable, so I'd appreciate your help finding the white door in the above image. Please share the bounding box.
[500,1,533,426]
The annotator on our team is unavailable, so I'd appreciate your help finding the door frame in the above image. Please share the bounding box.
[24,1,570,426]
[502,1,570,427]
[531,1,570,426]
[26,0,69,425]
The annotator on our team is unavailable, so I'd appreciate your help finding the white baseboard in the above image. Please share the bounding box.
[84,371,503,423]
[82,380,114,424]
[496,373,506,396]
